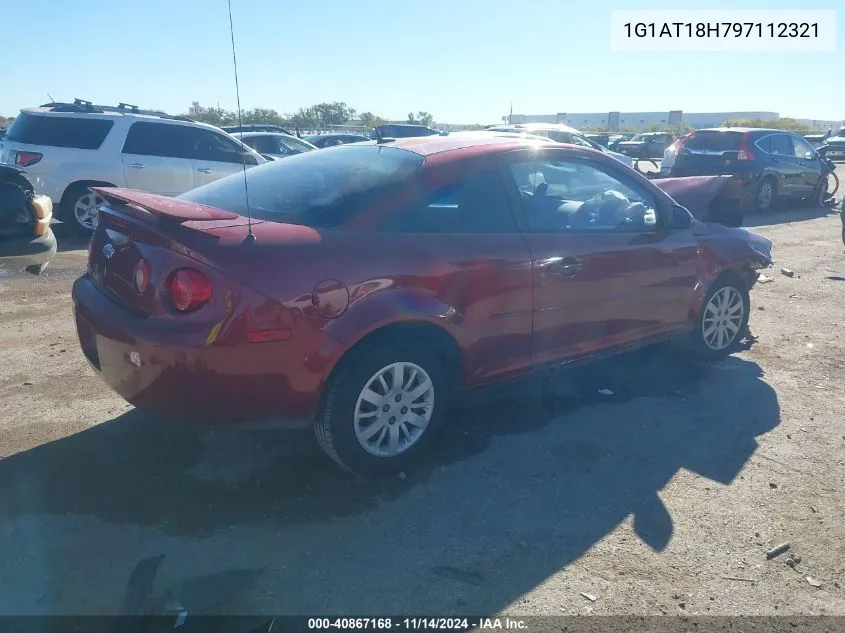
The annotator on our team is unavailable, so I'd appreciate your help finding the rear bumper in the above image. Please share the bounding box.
[0,228,57,272]
[71,274,339,427]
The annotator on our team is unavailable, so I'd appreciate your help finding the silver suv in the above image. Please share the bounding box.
[0,100,266,234]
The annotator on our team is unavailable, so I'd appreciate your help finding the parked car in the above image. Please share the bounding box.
[584,133,610,147]
[0,128,7,138]
[374,124,444,139]
[304,133,373,148]
[0,165,56,274]
[233,132,316,159]
[73,134,772,473]
[222,124,296,136]
[824,126,845,161]
[616,132,676,159]
[487,124,634,168]
[0,100,266,235]
[607,134,632,151]
[660,128,829,212]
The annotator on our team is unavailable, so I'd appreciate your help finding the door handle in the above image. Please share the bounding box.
[126,163,145,169]
[547,257,581,276]
[197,168,214,174]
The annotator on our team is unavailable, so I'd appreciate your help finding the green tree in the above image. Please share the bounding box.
[312,102,354,126]
[359,112,387,128]
[407,112,417,124]
[724,117,810,132]
[415,111,434,127]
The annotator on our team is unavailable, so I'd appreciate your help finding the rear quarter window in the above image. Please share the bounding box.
[5,112,114,150]
[179,144,425,228]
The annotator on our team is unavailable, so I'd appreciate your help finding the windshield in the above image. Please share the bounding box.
[630,134,651,142]
[180,144,423,227]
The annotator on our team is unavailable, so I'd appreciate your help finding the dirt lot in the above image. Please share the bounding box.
[0,186,844,618]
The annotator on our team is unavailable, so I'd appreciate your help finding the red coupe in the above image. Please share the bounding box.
[72,133,773,472]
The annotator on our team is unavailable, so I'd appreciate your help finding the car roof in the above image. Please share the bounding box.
[695,127,790,134]
[371,131,565,159]
[18,106,224,132]
[307,132,369,139]
[236,131,302,139]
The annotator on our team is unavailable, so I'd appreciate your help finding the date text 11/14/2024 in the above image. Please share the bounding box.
[307,618,528,630]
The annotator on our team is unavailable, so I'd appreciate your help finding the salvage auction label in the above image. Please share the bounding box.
[610,10,836,52]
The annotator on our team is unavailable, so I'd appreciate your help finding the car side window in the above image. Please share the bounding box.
[756,135,773,153]
[791,136,814,159]
[771,134,794,156]
[122,122,193,158]
[508,158,659,233]
[380,167,517,234]
[190,129,244,163]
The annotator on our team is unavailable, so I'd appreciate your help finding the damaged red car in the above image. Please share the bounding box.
[72,134,773,472]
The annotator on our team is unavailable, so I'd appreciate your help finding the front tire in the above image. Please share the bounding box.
[315,340,452,473]
[684,276,750,361]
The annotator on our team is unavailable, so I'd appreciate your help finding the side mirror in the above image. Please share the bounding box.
[241,152,259,166]
[667,204,693,230]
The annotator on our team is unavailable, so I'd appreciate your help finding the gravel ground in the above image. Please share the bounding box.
[0,180,844,619]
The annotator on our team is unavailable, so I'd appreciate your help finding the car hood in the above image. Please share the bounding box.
[826,135,845,144]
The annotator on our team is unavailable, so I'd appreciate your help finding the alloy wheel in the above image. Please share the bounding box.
[353,362,435,457]
[702,286,744,351]
[74,192,105,230]
[757,182,773,211]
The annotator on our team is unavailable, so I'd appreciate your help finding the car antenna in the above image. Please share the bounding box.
[227,0,255,245]
[46,93,55,104]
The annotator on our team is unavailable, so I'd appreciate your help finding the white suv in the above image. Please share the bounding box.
[0,101,266,234]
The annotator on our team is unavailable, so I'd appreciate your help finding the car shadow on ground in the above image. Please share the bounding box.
[742,204,836,228]
[0,339,780,615]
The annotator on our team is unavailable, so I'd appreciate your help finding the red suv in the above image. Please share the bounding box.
[72,134,773,473]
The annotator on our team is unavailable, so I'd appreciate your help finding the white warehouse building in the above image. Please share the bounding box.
[506,111,840,132]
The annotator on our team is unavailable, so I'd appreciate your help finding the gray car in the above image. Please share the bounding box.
[232,132,317,160]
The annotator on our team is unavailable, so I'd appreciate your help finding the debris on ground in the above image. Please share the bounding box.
[786,553,801,568]
[766,542,791,559]
[758,274,774,283]
[770,482,778,489]
[722,576,756,583]
[580,592,597,602]
[597,388,614,396]
[806,576,824,588]
[781,267,795,277]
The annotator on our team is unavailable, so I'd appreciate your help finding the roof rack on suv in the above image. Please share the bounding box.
[38,99,193,122]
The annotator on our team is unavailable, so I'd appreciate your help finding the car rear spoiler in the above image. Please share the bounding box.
[91,187,240,223]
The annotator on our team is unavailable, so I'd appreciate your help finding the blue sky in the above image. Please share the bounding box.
[2,0,842,123]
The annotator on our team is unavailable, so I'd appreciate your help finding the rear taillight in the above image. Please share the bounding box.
[133,259,151,294]
[15,151,43,167]
[167,268,211,312]
[737,132,756,161]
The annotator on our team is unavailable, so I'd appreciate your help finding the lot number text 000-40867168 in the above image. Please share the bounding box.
[610,10,836,52]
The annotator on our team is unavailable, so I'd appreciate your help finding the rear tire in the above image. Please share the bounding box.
[752,177,777,213]
[62,184,107,236]
[682,276,750,362]
[315,339,453,474]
